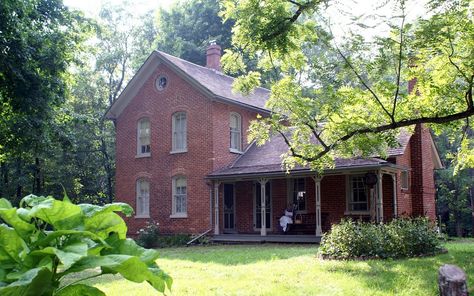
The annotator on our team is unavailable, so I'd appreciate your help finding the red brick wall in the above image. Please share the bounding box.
[320,175,346,225]
[211,102,259,170]
[407,124,436,220]
[395,143,413,217]
[117,62,249,235]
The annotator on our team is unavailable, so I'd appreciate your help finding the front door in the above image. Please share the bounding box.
[223,183,236,233]
[255,182,271,230]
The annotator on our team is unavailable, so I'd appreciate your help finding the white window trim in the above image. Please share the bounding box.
[135,179,150,218]
[229,112,242,153]
[287,178,308,214]
[171,176,187,218]
[171,112,187,153]
[401,170,409,190]
[136,118,151,157]
[345,175,370,215]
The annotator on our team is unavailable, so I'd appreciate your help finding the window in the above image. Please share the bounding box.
[172,176,187,217]
[137,118,151,156]
[348,176,369,212]
[229,113,242,152]
[172,112,187,152]
[136,179,150,217]
[155,75,167,91]
[401,170,409,190]
[290,178,306,212]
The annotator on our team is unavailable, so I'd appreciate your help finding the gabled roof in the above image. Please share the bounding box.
[105,50,270,119]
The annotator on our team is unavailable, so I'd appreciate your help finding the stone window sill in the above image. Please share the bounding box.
[170,213,188,219]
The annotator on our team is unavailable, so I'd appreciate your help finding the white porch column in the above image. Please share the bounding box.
[312,175,323,236]
[392,174,398,218]
[259,178,268,236]
[376,171,384,223]
[214,181,221,235]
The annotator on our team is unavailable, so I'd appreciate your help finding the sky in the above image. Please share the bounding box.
[63,0,429,40]
[63,0,174,17]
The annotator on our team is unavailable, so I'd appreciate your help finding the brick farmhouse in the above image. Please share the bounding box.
[105,44,443,241]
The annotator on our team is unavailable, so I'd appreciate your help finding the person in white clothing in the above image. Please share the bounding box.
[279,203,294,233]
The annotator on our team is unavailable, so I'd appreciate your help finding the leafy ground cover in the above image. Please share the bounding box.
[74,239,474,296]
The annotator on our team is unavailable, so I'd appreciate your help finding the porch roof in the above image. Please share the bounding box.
[208,133,404,180]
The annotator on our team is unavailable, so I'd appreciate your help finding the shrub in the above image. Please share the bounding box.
[136,220,161,248]
[0,195,172,295]
[318,217,442,260]
[136,223,191,248]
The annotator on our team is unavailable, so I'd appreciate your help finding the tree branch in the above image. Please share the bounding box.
[334,45,394,121]
[285,105,474,163]
[391,13,405,119]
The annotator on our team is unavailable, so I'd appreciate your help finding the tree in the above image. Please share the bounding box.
[155,0,234,66]
[220,0,474,172]
[0,0,88,201]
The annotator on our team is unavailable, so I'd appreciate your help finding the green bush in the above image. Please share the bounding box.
[136,220,161,248]
[136,222,191,248]
[318,218,443,259]
[0,195,172,295]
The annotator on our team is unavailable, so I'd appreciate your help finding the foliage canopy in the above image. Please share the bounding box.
[221,0,474,172]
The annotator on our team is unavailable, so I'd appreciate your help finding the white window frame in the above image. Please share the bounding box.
[135,179,150,218]
[287,178,307,213]
[346,175,370,214]
[401,170,409,190]
[137,118,151,157]
[229,112,242,153]
[171,176,187,218]
[171,112,187,153]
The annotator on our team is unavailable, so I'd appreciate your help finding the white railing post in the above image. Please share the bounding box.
[312,175,323,236]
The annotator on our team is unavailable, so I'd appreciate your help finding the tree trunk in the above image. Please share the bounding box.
[99,122,114,204]
[0,162,6,197]
[33,157,41,195]
[438,264,469,296]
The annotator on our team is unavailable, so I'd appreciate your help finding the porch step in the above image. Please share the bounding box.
[211,234,321,244]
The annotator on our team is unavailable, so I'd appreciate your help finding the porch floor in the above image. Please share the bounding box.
[211,234,321,244]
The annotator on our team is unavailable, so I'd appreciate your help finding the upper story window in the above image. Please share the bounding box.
[348,175,369,212]
[137,118,151,156]
[230,112,242,152]
[136,179,150,218]
[289,178,306,212]
[155,75,168,91]
[172,112,187,153]
[171,176,187,217]
[401,170,409,190]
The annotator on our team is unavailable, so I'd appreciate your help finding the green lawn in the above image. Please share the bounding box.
[78,239,474,295]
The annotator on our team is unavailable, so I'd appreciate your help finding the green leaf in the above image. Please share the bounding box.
[80,202,133,218]
[28,197,83,230]
[0,224,29,264]
[29,242,88,270]
[104,235,160,265]
[0,267,52,296]
[0,208,35,239]
[84,211,127,239]
[20,195,48,208]
[0,199,12,209]
[65,255,171,292]
[56,284,106,296]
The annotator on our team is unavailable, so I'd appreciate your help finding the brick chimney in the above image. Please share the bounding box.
[206,41,221,71]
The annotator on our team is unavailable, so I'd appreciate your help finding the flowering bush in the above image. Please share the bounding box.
[318,218,443,260]
[136,220,161,248]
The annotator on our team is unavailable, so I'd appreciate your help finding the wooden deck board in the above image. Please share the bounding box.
[211,234,321,244]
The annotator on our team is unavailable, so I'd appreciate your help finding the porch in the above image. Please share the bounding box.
[211,234,321,244]
[208,163,401,242]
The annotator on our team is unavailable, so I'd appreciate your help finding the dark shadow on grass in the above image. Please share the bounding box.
[321,243,474,295]
[157,243,319,266]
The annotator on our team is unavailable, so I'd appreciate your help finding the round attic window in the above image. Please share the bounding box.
[155,75,168,91]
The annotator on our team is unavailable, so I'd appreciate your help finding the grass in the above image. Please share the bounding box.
[74,239,474,295]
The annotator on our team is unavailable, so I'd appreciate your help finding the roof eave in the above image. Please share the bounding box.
[206,162,401,180]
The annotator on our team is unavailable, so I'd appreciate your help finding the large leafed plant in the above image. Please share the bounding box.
[0,195,172,295]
